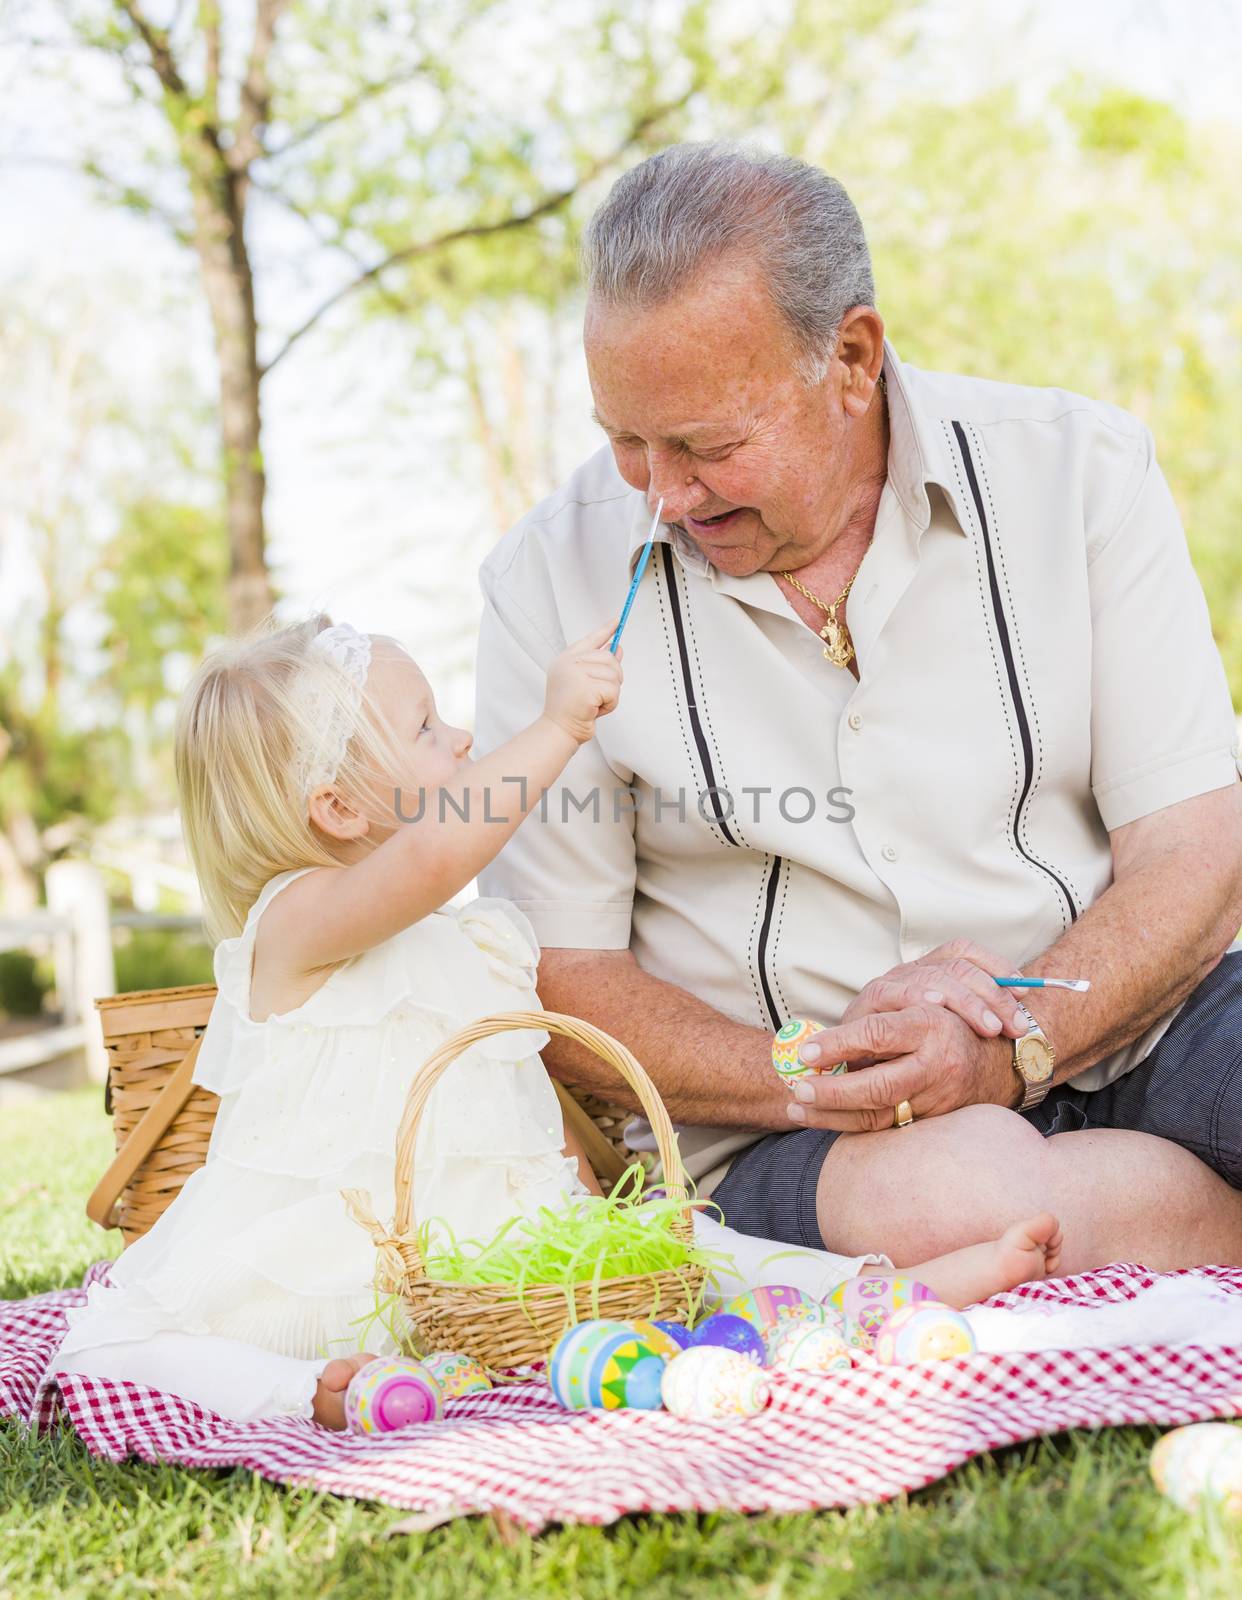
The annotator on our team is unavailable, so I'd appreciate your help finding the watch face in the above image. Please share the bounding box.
[1018,1035,1054,1085]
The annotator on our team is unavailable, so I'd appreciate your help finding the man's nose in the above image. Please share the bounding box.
[647,458,708,523]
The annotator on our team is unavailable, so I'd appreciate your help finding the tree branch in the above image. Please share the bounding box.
[263,62,429,161]
[229,0,289,174]
[6,153,193,242]
[260,90,693,377]
[112,0,189,100]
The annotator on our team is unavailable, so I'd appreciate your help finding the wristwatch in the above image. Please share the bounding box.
[1011,1000,1055,1110]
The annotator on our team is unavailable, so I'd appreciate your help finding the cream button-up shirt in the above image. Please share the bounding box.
[476,344,1240,1181]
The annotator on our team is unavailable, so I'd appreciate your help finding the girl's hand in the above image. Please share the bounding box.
[543,622,624,744]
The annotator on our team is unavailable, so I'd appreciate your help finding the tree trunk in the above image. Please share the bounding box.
[185,159,273,634]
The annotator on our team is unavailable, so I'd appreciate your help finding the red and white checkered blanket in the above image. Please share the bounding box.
[4,1263,1242,1531]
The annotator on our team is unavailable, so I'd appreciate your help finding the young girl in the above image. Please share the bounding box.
[53,617,1061,1428]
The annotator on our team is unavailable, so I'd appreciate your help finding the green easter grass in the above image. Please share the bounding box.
[3,1088,1240,1599]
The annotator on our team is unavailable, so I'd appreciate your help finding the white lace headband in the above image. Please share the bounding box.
[295,623,373,799]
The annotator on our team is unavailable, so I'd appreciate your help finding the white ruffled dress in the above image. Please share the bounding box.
[59,870,580,1368]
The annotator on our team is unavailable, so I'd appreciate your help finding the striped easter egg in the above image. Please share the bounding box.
[548,1321,664,1412]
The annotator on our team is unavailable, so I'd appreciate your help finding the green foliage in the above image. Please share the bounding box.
[0,665,124,839]
[1067,84,1190,174]
[98,498,228,715]
[111,928,214,995]
[0,950,51,1019]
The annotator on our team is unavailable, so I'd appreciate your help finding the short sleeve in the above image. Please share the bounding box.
[474,539,637,950]
[1088,429,1240,831]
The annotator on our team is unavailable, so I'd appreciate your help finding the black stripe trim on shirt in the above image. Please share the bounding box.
[658,543,785,1028]
[755,855,785,1032]
[659,544,741,848]
[951,421,1079,925]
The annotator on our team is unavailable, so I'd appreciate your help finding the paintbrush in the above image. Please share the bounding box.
[610,498,664,654]
[994,977,1091,991]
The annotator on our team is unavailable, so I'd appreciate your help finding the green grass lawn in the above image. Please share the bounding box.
[2,1090,1240,1599]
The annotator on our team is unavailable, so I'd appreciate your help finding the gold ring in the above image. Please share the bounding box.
[893,1100,914,1128]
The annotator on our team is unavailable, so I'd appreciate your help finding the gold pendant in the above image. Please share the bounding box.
[820,616,854,669]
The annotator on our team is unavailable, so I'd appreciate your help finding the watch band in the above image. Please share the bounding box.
[1016,1062,1051,1112]
[1012,1000,1054,1111]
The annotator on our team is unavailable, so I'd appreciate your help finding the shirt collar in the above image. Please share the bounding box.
[623,336,964,577]
[881,340,931,529]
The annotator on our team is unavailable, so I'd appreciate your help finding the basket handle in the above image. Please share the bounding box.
[85,1035,205,1231]
[389,1010,693,1281]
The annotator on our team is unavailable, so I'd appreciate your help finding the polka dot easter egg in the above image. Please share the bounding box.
[628,1320,686,1361]
[548,1321,665,1412]
[689,1312,766,1365]
[344,1357,444,1434]
[873,1302,977,1365]
[661,1346,771,1421]
[421,1350,492,1400]
[721,1285,826,1340]
[827,1274,938,1352]
[1151,1424,1242,1516]
[765,1320,852,1376]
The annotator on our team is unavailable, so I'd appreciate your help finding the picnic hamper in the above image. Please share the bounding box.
[88,985,695,1366]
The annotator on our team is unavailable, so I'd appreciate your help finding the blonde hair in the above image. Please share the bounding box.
[175,614,408,943]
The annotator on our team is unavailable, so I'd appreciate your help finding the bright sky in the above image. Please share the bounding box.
[2,0,1239,727]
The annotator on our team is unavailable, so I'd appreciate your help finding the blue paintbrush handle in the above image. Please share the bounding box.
[610,500,664,654]
[994,977,1090,991]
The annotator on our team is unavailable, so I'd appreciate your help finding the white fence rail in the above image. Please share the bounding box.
[0,864,204,1084]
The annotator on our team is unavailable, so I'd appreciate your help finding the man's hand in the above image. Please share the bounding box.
[785,1004,1017,1132]
[819,938,1031,1049]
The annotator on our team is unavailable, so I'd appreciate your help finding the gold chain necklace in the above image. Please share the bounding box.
[780,371,885,670]
[780,554,868,670]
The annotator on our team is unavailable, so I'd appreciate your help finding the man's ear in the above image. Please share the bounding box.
[307,785,370,842]
[834,306,886,419]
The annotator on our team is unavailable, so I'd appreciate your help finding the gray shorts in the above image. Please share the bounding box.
[711,949,1242,1250]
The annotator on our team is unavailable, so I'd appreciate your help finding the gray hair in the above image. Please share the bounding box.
[582,142,875,384]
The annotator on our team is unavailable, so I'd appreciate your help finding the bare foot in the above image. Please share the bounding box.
[312,1352,378,1430]
[994,1211,1063,1287]
[910,1211,1063,1309]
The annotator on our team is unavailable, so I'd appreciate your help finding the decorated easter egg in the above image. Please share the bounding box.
[547,1320,629,1408]
[689,1312,766,1365]
[873,1301,977,1365]
[661,1346,771,1421]
[721,1284,825,1339]
[421,1350,492,1400]
[765,1320,852,1375]
[1151,1424,1242,1516]
[629,1319,687,1361]
[344,1357,444,1434]
[771,1018,827,1081]
[548,1320,664,1412]
[763,1306,847,1365]
[827,1274,938,1351]
[650,1319,694,1350]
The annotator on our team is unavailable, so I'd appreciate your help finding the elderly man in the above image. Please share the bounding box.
[475,142,1242,1273]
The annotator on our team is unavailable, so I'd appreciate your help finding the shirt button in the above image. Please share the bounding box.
[847,712,863,731]
[882,845,899,862]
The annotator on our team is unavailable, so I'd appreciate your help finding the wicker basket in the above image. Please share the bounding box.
[343,1010,703,1372]
[88,985,642,1250]
[90,984,219,1245]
